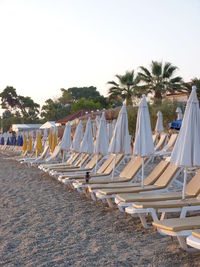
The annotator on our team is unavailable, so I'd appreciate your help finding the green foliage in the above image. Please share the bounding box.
[41,99,71,121]
[71,98,102,113]
[67,86,101,100]
[137,61,184,101]
[108,70,140,106]
[0,86,19,109]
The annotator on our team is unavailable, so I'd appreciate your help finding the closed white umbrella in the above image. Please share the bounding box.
[155,111,164,133]
[176,107,183,120]
[94,112,109,172]
[107,122,113,142]
[134,94,154,187]
[109,101,132,178]
[72,120,83,152]
[60,122,71,161]
[171,86,200,199]
[93,115,101,138]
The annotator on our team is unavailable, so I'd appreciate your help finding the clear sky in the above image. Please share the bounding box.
[0,0,199,107]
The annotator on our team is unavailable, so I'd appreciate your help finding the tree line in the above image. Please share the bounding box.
[0,60,199,131]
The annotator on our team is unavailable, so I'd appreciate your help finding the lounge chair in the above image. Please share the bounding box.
[152,216,200,251]
[116,170,200,211]
[96,163,182,207]
[49,154,103,178]
[87,159,170,200]
[155,133,168,151]
[61,154,124,186]
[154,133,178,157]
[187,229,200,250]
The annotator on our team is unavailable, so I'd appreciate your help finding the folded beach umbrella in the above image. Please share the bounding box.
[36,130,43,157]
[80,117,94,166]
[22,133,27,153]
[27,133,33,152]
[94,112,109,172]
[51,128,57,153]
[176,107,183,120]
[134,94,154,187]
[43,128,48,142]
[48,128,53,149]
[60,122,71,161]
[155,110,164,133]
[171,86,200,199]
[109,101,132,178]
[72,120,83,152]
[107,122,113,142]
[93,115,101,138]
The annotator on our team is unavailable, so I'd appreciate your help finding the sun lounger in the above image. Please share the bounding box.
[95,163,181,207]
[61,154,124,186]
[152,216,200,251]
[187,229,200,250]
[155,133,168,151]
[87,160,170,200]
[154,133,178,156]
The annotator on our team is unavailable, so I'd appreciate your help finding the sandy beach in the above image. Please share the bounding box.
[0,153,199,266]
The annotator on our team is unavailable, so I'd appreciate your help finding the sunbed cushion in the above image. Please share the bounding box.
[186,173,200,196]
[152,216,200,232]
[132,198,200,209]
[192,229,200,239]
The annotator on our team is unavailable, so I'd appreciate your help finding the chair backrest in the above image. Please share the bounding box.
[144,160,170,185]
[155,133,168,151]
[46,145,61,162]
[75,153,90,167]
[119,157,145,179]
[152,134,158,145]
[66,152,79,165]
[186,173,200,196]
[154,163,179,187]
[163,133,178,151]
[97,154,115,174]
[104,154,123,175]
[85,154,102,169]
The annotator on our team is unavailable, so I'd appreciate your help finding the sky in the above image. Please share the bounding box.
[0,0,200,108]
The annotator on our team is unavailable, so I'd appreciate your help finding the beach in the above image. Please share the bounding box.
[0,153,199,266]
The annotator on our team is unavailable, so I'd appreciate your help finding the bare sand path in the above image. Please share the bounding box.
[0,153,199,266]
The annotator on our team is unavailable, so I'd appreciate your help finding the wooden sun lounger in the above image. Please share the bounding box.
[155,133,168,151]
[152,216,200,251]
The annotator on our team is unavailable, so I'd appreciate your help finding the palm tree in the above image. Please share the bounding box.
[184,78,200,100]
[137,61,183,101]
[107,70,140,106]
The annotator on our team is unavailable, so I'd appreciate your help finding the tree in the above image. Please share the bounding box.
[67,86,101,100]
[107,70,140,106]
[0,86,19,110]
[58,88,73,105]
[192,78,200,99]
[71,98,102,113]
[41,99,71,121]
[18,96,40,122]
[137,61,183,101]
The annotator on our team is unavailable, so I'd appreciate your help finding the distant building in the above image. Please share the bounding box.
[12,124,42,132]
[166,92,189,103]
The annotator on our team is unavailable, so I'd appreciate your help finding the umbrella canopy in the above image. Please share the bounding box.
[176,107,183,120]
[51,129,57,153]
[36,130,43,156]
[92,115,101,138]
[27,134,33,152]
[134,94,154,187]
[171,86,200,198]
[72,120,83,152]
[108,102,131,155]
[22,134,27,153]
[109,102,132,178]
[107,122,113,142]
[80,117,94,154]
[155,111,164,133]
[94,112,109,155]
[60,122,71,151]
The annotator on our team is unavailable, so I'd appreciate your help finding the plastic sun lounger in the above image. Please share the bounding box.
[152,216,200,251]
[88,160,170,200]
[96,163,182,207]
[61,154,124,187]
[187,229,200,250]
[39,152,80,171]
[72,154,127,191]
[49,154,103,178]
[155,133,168,151]
[124,174,200,228]
[154,133,178,157]
[115,170,200,212]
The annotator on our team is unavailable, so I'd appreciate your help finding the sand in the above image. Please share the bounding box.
[0,153,199,266]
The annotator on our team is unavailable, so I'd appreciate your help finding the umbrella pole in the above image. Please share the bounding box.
[112,154,116,179]
[95,154,98,173]
[182,167,187,200]
[141,158,144,188]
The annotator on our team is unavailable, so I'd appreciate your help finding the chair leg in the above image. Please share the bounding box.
[107,198,114,208]
[138,214,148,228]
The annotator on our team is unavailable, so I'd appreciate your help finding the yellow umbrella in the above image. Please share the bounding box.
[51,129,57,153]
[35,131,43,157]
[48,129,52,149]
[22,134,27,153]
[27,134,33,153]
